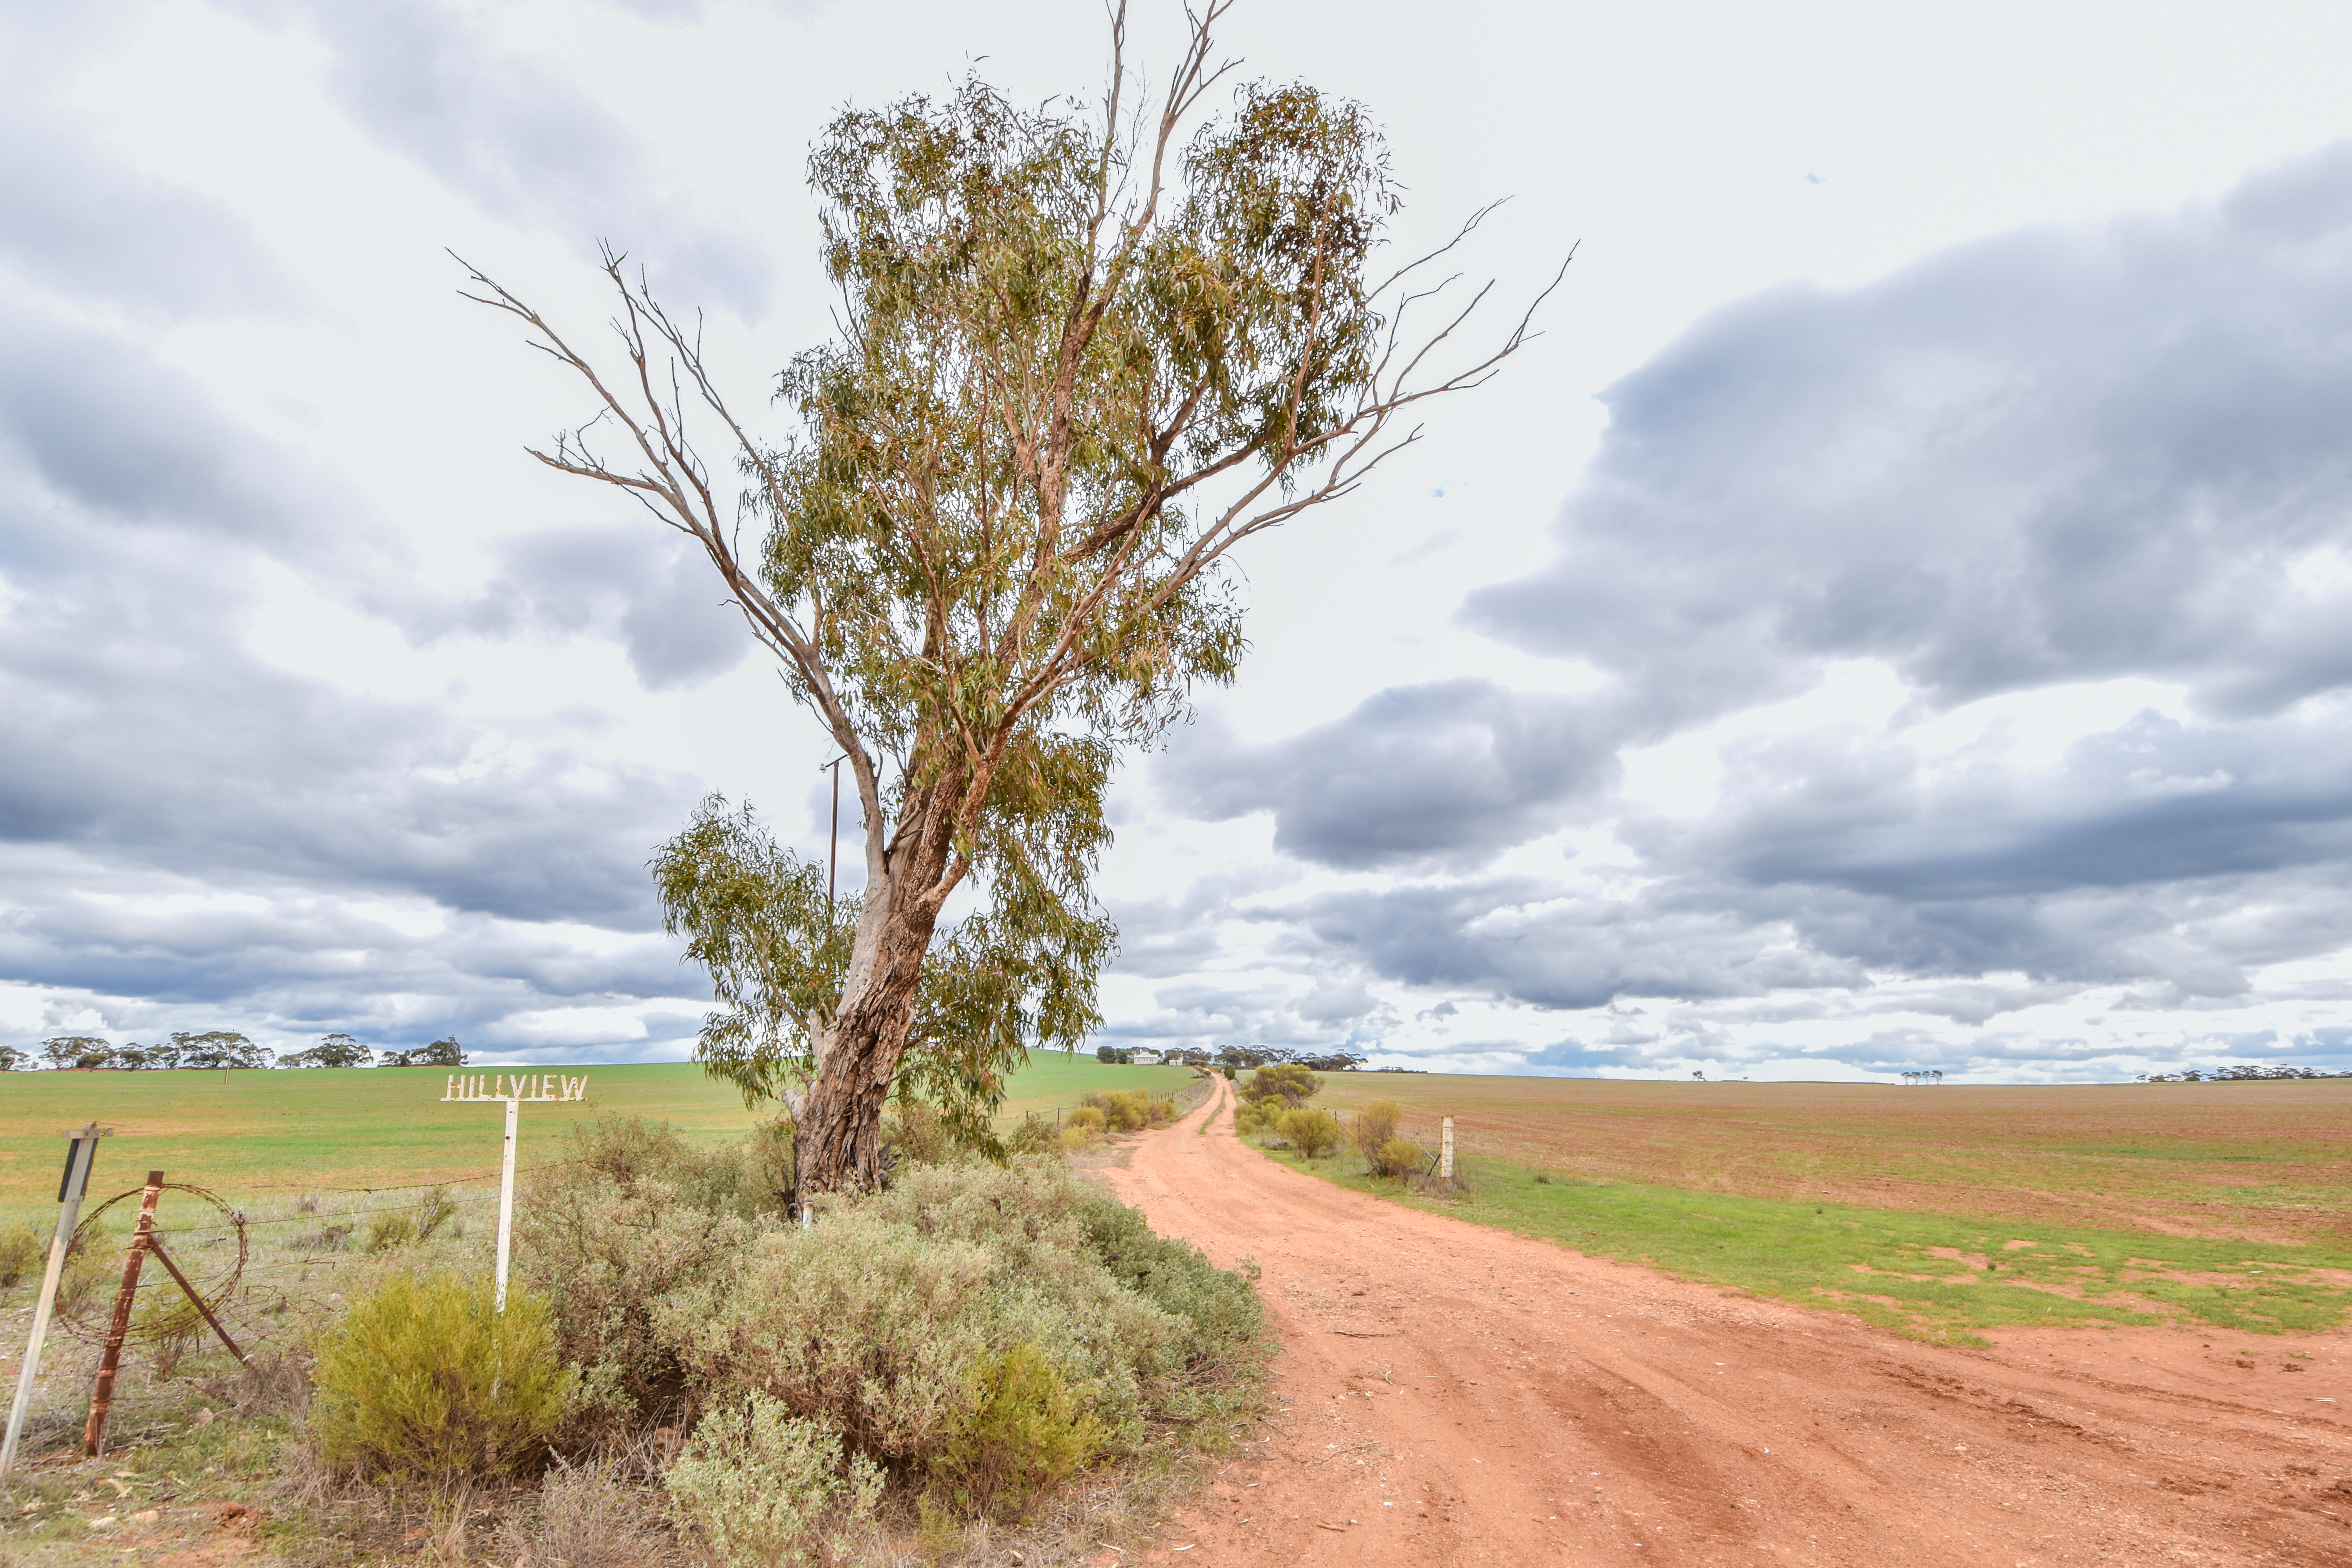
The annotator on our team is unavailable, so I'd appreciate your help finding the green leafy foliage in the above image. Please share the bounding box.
[464,1,1543,1190]
[934,1343,1105,1521]
[652,794,1110,1152]
[1369,1136,1426,1180]
[309,1271,575,1492]
[1246,1064,1321,1107]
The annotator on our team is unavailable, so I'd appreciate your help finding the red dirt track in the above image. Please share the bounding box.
[1102,1076,2352,1567]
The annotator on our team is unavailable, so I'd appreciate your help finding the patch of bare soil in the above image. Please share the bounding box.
[1099,1076,2352,1567]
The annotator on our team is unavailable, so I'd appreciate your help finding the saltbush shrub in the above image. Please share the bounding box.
[1352,1100,1403,1161]
[677,1162,1177,1467]
[310,1271,574,1492]
[515,1120,1265,1525]
[563,1114,787,1221]
[517,1159,761,1437]
[664,1392,882,1568]
[1279,1107,1341,1159]
[881,1101,957,1168]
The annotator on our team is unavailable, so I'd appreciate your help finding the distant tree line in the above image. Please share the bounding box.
[1092,1044,1369,1074]
[2137,1064,2351,1083]
[0,1032,468,1070]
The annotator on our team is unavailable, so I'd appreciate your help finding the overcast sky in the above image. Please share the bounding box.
[9,0,2352,1083]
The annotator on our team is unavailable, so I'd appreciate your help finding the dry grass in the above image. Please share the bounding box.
[1312,1076,2352,1245]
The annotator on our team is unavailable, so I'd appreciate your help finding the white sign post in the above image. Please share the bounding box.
[442,1074,587,1311]
[2,1123,108,1475]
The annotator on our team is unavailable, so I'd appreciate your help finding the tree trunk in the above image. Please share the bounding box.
[793,833,953,1199]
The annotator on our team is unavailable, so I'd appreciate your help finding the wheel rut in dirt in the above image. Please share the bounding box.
[1099,1075,2352,1567]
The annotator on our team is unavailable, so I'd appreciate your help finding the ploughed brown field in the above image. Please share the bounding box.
[1308,1074,2352,1247]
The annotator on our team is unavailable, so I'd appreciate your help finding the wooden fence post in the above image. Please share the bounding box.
[1,1124,106,1475]
[83,1170,163,1457]
[1440,1117,1455,1181]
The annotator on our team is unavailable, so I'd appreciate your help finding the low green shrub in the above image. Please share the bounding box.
[0,1222,42,1291]
[1369,1137,1426,1179]
[1280,1107,1341,1159]
[664,1392,882,1568]
[1352,1100,1403,1161]
[934,1343,1105,1521]
[1065,1104,1108,1135]
[310,1270,575,1492]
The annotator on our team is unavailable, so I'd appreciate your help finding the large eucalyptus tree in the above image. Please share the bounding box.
[463,1,1558,1200]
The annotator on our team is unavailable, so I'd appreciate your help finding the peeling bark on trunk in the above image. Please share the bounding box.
[794,783,961,1199]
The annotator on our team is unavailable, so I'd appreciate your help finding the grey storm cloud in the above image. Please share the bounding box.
[439,525,755,692]
[0,310,712,1050]
[1465,140,2352,723]
[1127,141,2352,1048]
[0,116,295,319]
[1156,679,1623,869]
[221,0,772,315]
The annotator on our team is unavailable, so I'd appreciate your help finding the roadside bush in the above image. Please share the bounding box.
[665,1392,882,1568]
[934,1343,1105,1521]
[1000,1112,1061,1156]
[517,1157,762,1437]
[1065,1104,1107,1136]
[1279,1107,1341,1160]
[514,1124,1265,1528]
[881,1101,957,1169]
[0,1221,41,1290]
[680,1166,1177,1468]
[1351,1100,1403,1162]
[1073,1182,1265,1395]
[1245,1064,1321,1107]
[1080,1089,1174,1132]
[1369,1137,1426,1180]
[564,1114,783,1220]
[309,1270,574,1492]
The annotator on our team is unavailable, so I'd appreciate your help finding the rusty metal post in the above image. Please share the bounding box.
[82,1170,163,1456]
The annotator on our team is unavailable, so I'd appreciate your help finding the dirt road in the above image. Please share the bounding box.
[1102,1075,2352,1567]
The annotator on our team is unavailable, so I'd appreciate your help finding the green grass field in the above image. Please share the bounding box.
[0,1054,1196,1220]
[1252,1076,2352,1345]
